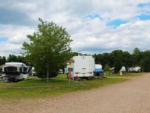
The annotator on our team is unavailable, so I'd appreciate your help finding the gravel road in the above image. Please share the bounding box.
[1,73,150,113]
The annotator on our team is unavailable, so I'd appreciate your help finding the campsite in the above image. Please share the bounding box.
[0,0,150,113]
[0,18,149,113]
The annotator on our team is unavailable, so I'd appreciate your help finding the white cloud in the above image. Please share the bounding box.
[0,25,34,56]
[71,19,150,53]
[0,0,150,55]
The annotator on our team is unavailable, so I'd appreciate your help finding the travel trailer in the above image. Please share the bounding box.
[119,66,126,75]
[120,66,126,72]
[128,66,141,72]
[66,55,95,79]
[1,62,29,82]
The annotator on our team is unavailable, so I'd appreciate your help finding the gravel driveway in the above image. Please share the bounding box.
[1,73,150,113]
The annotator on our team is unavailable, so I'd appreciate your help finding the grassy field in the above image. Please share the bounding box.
[0,73,143,99]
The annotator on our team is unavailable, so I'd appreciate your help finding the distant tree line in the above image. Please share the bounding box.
[94,48,150,72]
[0,56,6,66]
[0,55,26,66]
[1,48,150,73]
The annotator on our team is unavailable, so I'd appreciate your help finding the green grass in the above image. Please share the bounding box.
[105,72,143,78]
[0,73,143,99]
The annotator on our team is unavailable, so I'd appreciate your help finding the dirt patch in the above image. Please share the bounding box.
[1,73,150,113]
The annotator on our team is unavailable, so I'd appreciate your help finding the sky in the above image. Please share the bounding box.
[0,0,150,56]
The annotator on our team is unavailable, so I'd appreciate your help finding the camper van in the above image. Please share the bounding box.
[67,55,95,79]
[1,62,29,82]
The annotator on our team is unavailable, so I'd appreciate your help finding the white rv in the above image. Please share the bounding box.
[1,62,29,82]
[128,66,141,72]
[67,55,95,79]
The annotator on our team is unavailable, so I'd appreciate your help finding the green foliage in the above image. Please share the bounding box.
[23,19,72,78]
[133,48,141,56]
[0,56,6,65]
[140,51,150,72]
[95,48,150,72]
[104,64,110,71]
[132,48,141,66]
[7,55,25,63]
[111,50,123,72]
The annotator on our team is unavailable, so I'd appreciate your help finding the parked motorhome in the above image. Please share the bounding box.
[66,55,95,79]
[1,62,29,82]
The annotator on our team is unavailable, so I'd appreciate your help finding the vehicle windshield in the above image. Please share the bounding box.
[4,66,20,75]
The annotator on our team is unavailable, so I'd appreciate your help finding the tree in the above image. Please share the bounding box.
[7,54,25,63]
[0,56,6,65]
[111,50,124,73]
[133,48,141,56]
[94,48,150,72]
[23,19,72,79]
[132,48,141,66]
[140,51,150,72]
[104,64,110,72]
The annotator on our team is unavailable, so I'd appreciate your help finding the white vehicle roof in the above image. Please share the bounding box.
[73,55,93,59]
[4,62,27,67]
[95,64,102,69]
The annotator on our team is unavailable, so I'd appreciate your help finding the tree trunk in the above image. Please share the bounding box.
[46,64,50,82]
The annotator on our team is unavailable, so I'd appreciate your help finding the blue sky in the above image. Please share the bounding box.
[0,0,150,56]
[0,36,7,43]
[84,13,102,20]
[0,7,33,26]
[138,2,150,8]
[107,19,128,28]
[136,13,150,20]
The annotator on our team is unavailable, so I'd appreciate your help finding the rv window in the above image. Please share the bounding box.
[23,67,28,74]
[20,67,22,73]
[20,67,27,74]
[5,66,17,73]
